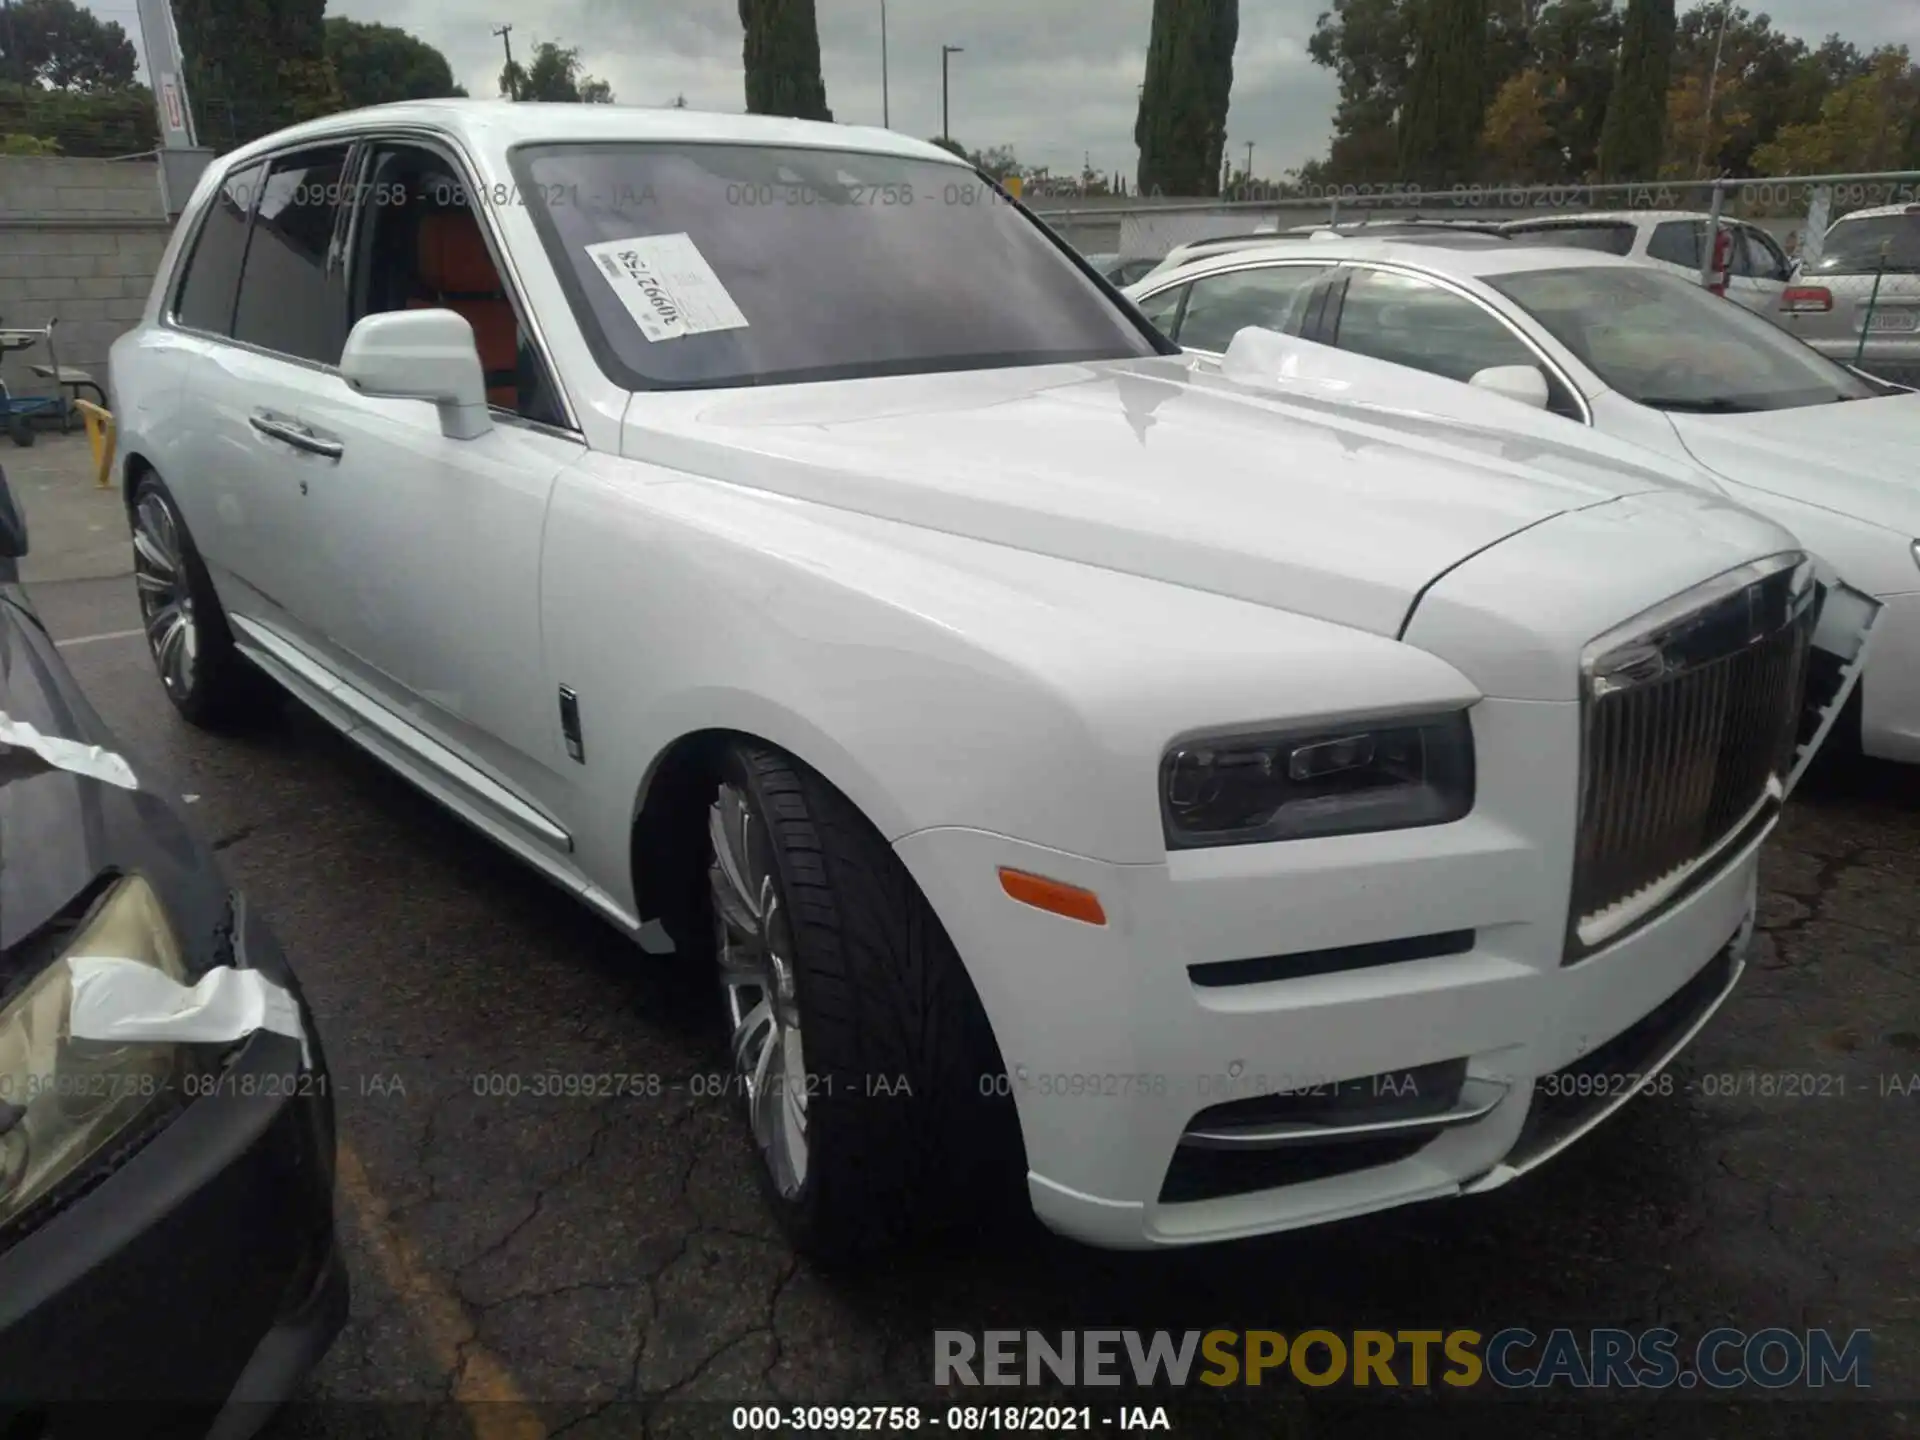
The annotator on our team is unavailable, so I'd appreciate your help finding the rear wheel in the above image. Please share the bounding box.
[129,473,270,729]
[705,741,1020,1259]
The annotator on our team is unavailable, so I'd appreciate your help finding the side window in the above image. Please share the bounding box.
[1332,269,1537,381]
[233,145,353,364]
[344,141,567,428]
[1646,220,1703,268]
[1134,284,1187,338]
[1738,226,1791,281]
[174,162,264,335]
[1177,266,1329,352]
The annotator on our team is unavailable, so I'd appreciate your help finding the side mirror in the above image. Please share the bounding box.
[0,466,27,561]
[1468,364,1550,410]
[340,310,493,441]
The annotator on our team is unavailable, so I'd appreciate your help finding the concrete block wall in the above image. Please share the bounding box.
[1,156,176,407]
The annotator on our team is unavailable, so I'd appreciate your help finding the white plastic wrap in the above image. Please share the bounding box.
[66,956,310,1066]
[0,712,139,790]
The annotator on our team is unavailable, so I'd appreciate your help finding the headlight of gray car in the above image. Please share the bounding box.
[1160,711,1476,849]
[0,875,185,1228]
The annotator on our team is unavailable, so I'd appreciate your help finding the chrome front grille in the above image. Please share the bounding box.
[1568,554,1816,960]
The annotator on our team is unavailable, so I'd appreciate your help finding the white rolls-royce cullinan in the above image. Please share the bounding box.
[109,103,1877,1256]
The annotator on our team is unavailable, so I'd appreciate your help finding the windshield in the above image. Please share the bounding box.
[1487,265,1878,412]
[510,142,1166,390]
[1813,213,1920,274]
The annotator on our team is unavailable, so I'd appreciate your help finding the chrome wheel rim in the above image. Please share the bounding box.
[132,493,197,698]
[710,782,810,1198]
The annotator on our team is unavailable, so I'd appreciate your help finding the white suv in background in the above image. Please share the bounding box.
[1500,211,1794,320]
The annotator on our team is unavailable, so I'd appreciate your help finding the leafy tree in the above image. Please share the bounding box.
[970,143,1022,178]
[0,80,156,155]
[1752,47,1920,174]
[1307,0,1413,179]
[1397,0,1490,184]
[324,18,465,109]
[173,0,341,150]
[1136,0,1239,196]
[500,42,613,103]
[1480,67,1560,179]
[1530,0,1621,178]
[1661,65,1752,177]
[0,0,136,91]
[926,135,967,158]
[1595,0,1674,179]
[738,0,832,121]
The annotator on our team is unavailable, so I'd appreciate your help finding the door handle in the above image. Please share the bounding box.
[249,412,344,460]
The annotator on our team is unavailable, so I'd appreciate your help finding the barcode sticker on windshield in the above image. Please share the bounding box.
[584,233,749,343]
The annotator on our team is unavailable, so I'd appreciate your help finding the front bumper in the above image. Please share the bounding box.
[0,896,345,1428]
[898,696,1764,1250]
[1859,592,1920,763]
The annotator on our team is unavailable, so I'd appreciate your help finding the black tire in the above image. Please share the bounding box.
[128,472,273,730]
[7,414,33,448]
[705,741,1022,1260]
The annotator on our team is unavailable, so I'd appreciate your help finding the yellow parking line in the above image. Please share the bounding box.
[335,1141,547,1440]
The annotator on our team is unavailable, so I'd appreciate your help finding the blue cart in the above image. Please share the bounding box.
[0,321,78,447]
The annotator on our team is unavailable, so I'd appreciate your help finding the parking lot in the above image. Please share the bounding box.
[9,433,1919,1437]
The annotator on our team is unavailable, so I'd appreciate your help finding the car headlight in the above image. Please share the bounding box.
[1160,711,1476,849]
[0,876,184,1228]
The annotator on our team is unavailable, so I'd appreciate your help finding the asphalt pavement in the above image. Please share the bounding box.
[9,435,1918,1439]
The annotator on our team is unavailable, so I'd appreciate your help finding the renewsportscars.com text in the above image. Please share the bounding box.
[934,1328,1872,1390]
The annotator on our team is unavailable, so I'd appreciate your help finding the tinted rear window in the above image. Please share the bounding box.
[1645,220,1702,267]
[174,162,263,334]
[1503,223,1634,256]
[510,142,1166,390]
[1814,214,1920,274]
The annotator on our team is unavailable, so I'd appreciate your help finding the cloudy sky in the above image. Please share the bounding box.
[91,0,1920,176]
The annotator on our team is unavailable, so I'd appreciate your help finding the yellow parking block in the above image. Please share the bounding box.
[73,399,116,489]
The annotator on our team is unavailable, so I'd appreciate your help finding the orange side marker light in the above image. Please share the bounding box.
[998,868,1107,926]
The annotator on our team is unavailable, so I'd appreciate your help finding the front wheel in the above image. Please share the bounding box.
[129,473,270,729]
[706,741,1020,1259]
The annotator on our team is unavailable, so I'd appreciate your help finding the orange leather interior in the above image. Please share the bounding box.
[409,210,517,409]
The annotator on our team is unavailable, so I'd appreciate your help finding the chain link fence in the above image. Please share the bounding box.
[1032,172,1920,271]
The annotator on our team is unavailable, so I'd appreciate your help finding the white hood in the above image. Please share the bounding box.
[620,351,1716,640]
[1666,393,1920,541]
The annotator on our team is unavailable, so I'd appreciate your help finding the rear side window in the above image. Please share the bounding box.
[1645,221,1703,268]
[1732,226,1791,281]
[1505,223,1634,256]
[1134,283,1188,336]
[1176,265,1328,351]
[233,145,353,364]
[174,162,264,335]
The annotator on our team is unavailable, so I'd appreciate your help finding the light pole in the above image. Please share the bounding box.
[941,44,964,143]
[880,0,890,128]
[494,23,518,101]
[1697,0,1732,177]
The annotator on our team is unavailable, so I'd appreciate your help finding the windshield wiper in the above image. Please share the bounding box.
[1636,397,1760,413]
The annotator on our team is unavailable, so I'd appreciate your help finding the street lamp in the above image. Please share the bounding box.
[941,44,964,142]
[880,0,890,128]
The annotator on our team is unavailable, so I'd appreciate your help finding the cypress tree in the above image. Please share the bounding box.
[173,0,341,149]
[739,0,832,122]
[1596,0,1674,179]
[1397,0,1490,185]
[1135,0,1239,196]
